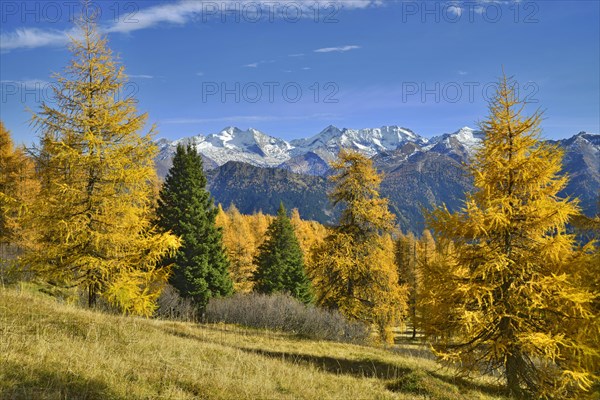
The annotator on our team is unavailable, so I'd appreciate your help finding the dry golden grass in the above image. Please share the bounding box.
[0,286,507,400]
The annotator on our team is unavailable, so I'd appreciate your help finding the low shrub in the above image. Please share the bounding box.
[205,292,369,343]
[155,285,198,322]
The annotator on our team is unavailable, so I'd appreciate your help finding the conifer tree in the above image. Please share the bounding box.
[24,15,179,315]
[0,122,39,280]
[425,74,598,398]
[253,203,312,304]
[218,204,256,293]
[156,144,232,309]
[251,211,271,246]
[0,123,34,245]
[290,208,327,266]
[395,232,419,339]
[311,150,407,343]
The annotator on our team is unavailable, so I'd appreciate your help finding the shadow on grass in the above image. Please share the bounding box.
[159,323,506,398]
[238,347,506,398]
[429,370,506,397]
[1,360,121,400]
[237,347,412,380]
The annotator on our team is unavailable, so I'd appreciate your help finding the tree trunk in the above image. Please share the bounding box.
[506,350,522,398]
[88,282,97,308]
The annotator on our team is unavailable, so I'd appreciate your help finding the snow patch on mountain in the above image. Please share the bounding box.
[165,126,292,168]
[290,125,428,163]
[427,126,484,158]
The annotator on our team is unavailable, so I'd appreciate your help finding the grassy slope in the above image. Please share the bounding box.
[0,287,507,400]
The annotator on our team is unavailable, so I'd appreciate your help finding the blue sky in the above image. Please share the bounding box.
[1,0,599,145]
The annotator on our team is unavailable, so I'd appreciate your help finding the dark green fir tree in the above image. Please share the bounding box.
[253,203,313,304]
[156,143,232,310]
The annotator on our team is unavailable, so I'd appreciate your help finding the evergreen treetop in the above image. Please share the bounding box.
[156,143,232,310]
[253,202,312,304]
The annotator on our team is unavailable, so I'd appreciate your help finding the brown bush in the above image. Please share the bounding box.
[205,293,369,343]
[155,285,198,322]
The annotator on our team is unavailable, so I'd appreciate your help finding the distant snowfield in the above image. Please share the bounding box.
[156,124,486,172]
[156,125,598,179]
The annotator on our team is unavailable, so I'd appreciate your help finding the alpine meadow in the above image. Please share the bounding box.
[1,1,599,400]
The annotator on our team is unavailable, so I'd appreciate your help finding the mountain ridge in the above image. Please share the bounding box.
[156,124,488,176]
[156,126,599,233]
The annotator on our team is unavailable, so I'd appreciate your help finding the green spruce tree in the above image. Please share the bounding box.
[253,203,312,304]
[156,143,232,310]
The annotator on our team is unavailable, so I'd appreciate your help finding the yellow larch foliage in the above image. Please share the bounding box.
[22,16,179,316]
[311,150,407,344]
[217,204,257,293]
[425,73,598,398]
[216,205,327,293]
[0,122,40,280]
[395,231,420,339]
[290,208,327,266]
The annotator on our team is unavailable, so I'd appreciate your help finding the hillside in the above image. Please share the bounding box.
[0,287,507,400]
[207,161,333,222]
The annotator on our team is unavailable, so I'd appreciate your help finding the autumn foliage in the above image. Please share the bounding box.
[310,150,408,343]
[424,74,598,398]
[0,8,597,398]
[19,18,179,316]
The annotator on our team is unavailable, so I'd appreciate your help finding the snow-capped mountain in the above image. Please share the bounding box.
[551,132,600,215]
[290,125,427,163]
[155,127,598,232]
[156,124,432,176]
[157,127,292,171]
[427,126,485,160]
[156,125,598,184]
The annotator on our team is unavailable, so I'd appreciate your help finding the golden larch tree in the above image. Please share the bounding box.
[425,74,598,398]
[290,207,327,266]
[311,150,407,343]
[23,16,179,316]
[395,231,420,339]
[217,204,257,293]
[0,122,39,282]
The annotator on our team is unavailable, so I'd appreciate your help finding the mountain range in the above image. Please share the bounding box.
[156,126,599,233]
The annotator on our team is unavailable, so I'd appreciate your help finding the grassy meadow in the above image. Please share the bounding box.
[0,285,509,400]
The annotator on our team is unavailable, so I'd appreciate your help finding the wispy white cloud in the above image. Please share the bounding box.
[288,53,305,57]
[128,74,154,79]
[196,71,204,76]
[0,27,77,52]
[458,70,468,76]
[1,1,384,52]
[243,59,274,68]
[447,4,463,17]
[314,45,361,53]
